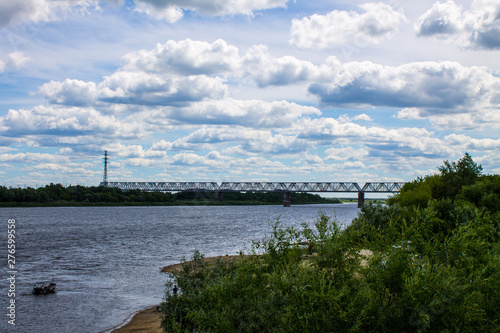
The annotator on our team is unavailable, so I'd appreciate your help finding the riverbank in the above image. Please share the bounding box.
[112,255,245,333]
[110,306,162,333]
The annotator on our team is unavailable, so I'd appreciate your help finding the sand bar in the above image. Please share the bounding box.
[112,251,371,332]
[112,255,244,332]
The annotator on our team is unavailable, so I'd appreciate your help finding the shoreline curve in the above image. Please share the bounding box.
[111,255,244,332]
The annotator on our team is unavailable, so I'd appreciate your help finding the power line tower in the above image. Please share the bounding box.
[103,150,109,186]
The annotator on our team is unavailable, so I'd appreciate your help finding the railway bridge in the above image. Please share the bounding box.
[99,181,406,207]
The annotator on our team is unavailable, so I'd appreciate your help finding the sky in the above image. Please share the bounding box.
[0,0,499,188]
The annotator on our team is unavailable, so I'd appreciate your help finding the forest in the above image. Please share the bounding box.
[161,153,500,332]
[0,183,340,206]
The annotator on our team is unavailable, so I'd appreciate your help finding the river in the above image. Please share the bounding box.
[0,204,360,333]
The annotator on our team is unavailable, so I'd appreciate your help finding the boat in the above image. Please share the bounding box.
[32,282,56,295]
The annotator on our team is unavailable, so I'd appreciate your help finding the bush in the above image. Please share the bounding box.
[160,154,500,332]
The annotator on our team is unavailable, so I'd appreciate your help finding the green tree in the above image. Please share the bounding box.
[434,152,483,200]
[160,153,499,332]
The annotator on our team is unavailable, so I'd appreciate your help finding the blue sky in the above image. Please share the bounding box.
[0,0,499,187]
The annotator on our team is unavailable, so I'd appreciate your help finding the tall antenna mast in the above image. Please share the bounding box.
[103,150,108,186]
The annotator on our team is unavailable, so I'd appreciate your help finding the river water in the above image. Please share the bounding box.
[0,204,360,333]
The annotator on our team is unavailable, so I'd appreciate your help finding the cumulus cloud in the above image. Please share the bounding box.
[0,152,67,164]
[0,0,101,26]
[308,59,500,120]
[167,99,321,127]
[415,0,500,49]
[132,0,289,23]
[0,52,30,72]
[352,114,373,121]
[40,79,98,106]
[122,39,240,76]
[0,0,288,26]
[294,117,453,157]
[242,45,320,87]
[40,72,227,107]
[415,1,463,36]
[445,134,500,150]
[152,126,311,156]
[38,39,243,108]
[325,147,369,161]
[290,2,406,49]
[240,49,499,129]
[99,72,227,106]
[396,107,425,120]
[0,105,142,140]
[23,37,500,138]
[105,143,167,162]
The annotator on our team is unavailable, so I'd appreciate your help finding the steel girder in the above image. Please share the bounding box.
[100,181,403,193]
[219,182,362,192]
[360,182,406,192]
[100,182,219,192]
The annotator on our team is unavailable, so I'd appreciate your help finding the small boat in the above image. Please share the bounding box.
[32,282,56,295]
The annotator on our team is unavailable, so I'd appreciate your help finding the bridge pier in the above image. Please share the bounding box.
[357,192,365,208]
[283,191,291,207]
[215,191,223,202]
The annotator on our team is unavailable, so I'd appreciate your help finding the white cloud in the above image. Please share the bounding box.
[415,1,463,36]
[40,72,227,107]
[153,126,312,156]
[239,50,499,130]
[309,59,500,128]
[0,106,143,141]
[397,105,500,131]
[445,133,500,150]
[132,0,289,23]
[122,39,240,76]
[325,147,369,161]
[38,39,242,108]
[35,38,498,133]
[133,2,183,23]
[428,110,500,130]
[352,113,373,121]
[0,52,30,72]
[415,0,500,49]
[0,0,101,27]
[290,2,406,49]
[170,99,321,127]
[294,117,453,157]
[0,152,68,164]
[99,71,227,106]
[396,107,425,120]
[106,142,167,160]
[301,154,324,165]
[40,79,98,106]
[242,45,320,87]
[0,0,288,27]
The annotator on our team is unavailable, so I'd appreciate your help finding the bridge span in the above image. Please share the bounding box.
[99,181,405,207]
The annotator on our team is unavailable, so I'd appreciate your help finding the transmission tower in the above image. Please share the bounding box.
[103,151,109,186]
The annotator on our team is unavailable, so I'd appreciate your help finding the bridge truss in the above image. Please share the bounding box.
[99,181,406,207]
[100,181,405,193]
[99,182,405,193]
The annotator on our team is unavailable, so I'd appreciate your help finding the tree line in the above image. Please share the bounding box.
[161,153,499,332]
[0,183,340,206]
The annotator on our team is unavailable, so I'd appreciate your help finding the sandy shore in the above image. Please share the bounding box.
[112,255,243,333]
[111,306,162,333]
[112,251,371,332]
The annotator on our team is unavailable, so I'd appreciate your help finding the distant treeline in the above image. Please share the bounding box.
[0,183,340,206]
